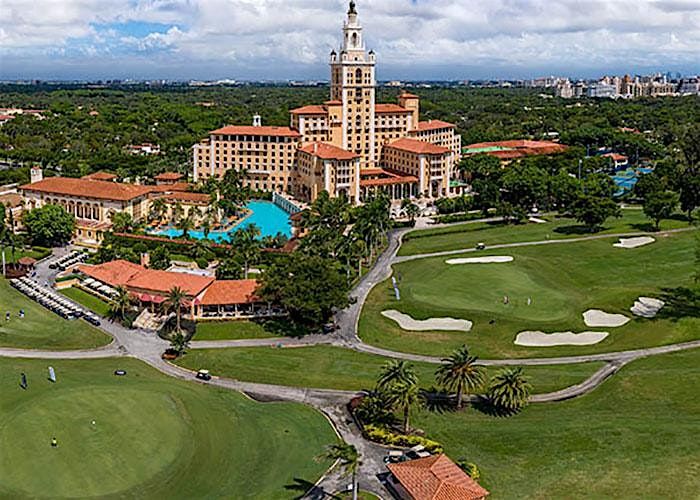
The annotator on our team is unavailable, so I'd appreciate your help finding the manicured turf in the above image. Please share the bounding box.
[361,231,699,358]
[414,349,700,498]
[0,245,51,263]
[398,209,691,256]
[0,357,337,498]
[175,345,605,394]
[59,287,111,317]
[0,279,110,350]
[195,320,276,340]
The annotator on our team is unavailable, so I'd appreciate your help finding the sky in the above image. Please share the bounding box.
[1,0,699,81]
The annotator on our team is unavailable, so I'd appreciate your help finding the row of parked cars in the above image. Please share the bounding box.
[10,277,101,326]
[48,250,89,271]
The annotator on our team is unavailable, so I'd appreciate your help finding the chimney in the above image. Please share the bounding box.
[30,166,43,184]
[253,114,262,127]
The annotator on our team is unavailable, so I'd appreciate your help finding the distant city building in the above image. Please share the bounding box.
[192,2,461,204]
[555,80,574,98]
[587,83,618,99]
[679,77,700,95]
[127,143,161,155]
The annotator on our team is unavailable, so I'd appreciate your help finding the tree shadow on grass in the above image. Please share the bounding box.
[553,224,602,235]
[259,318,311,338]
[629,222,659,233]
[421,388,457,415]
[471,396,523,418]
[656,287,700,321]
[284,478,327,500]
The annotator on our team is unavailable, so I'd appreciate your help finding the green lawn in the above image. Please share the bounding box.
[0,357,337,499]
[59,287,111,317]
[195,320,277,340]
[175,345,605,394]
[0,245,51,263]
[361,231,699,358]
[414,349,700,498]
[0,279,111,350]
[399,209,692,256]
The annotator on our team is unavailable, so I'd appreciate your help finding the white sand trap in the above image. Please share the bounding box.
[446,256,514,265]
[630,297,665,318]
[613,236,655,249]
[529,217,548,224]
[381,310,472,332]
[515,331,609,347]
[583,309,631,328]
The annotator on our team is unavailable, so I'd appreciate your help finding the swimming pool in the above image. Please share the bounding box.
[150,200,293,242]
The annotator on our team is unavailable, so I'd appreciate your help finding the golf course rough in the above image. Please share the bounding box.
[0,358,337,499]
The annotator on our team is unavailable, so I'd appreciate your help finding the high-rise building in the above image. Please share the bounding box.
[192,1,461,203]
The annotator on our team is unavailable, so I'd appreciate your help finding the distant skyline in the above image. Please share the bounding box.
[1,0,699,81]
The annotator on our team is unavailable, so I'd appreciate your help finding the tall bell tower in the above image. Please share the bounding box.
[330,1,376,167]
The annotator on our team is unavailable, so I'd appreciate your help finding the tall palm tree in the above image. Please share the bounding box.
[436,345,486,409]
[230,224,261,278]
[149,197,167,223]
[487,367,532,412]
[377,360,418,390]
[167,286,187,333]
[317,443,360,500]
[388,381,422,434]
[176,213,195,239]
[109,286,132,322]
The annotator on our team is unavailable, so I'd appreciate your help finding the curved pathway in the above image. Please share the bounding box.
[1,223,698,498]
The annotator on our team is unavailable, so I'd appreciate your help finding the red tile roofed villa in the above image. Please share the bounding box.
[82,171,118,182]
[154,172,185,185]
[20,174,154,247]
[77,260,277,321]
[386,454,489,500]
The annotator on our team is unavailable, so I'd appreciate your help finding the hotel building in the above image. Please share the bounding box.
[193,1,461,203]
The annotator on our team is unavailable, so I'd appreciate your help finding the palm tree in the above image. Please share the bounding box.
[230,224,261,278]
[487,367,532,412]
[149,197,167,223]
[176,213,195,239]
[388,381,422,434]
[167,286,188,333]
[109,286,132,322]
[317,443,360,500]
[377,360,417,390]
[435,345,486,409]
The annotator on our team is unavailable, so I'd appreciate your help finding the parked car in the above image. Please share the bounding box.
[196,369,212,381]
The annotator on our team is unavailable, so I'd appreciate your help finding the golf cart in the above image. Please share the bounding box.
[476,242,486,251]
[196,369,212,381]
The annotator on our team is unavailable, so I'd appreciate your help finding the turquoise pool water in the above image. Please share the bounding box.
[150,201,292,242]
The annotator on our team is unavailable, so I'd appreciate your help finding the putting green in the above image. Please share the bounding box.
[361,231,699,358]
[0,358,337,498]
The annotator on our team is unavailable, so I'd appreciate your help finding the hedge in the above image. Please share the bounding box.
[363,424,444,454]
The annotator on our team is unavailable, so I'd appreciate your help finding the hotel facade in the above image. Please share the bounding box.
[193,1,461,204]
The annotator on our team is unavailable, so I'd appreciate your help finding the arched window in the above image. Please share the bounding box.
[355,68,362,82]
[351,33,358,47]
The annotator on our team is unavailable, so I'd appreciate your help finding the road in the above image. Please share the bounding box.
[2,222,698,498]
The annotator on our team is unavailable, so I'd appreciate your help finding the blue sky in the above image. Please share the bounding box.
[1,0,699,81]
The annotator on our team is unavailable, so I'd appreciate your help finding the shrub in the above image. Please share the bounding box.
[363,424,443,454]
[195,257,209,269]
[456,460,482,481]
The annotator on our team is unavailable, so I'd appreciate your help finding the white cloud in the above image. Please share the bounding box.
[1,0,699,78]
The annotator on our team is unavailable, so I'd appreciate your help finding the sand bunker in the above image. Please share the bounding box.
[630,297,665,318]
[583,309,631,328]
[381,310,473,332]
[515,331,609,347]
[529,217,548,224]
[446,256,514,265]
[614,237,655,249]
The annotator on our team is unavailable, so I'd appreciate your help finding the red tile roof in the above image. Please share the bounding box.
[82,171,118,181]
[0,114,16,120]
[602,153,628,161]
[376,103,411,114]
[359,168,418,187]
[159,191,210,204]
[325,100,342,106]
[20,177,153,201]
[200,280,260,305]
[300,142,360,161]
[400,92,420,99]
[290,105,328,115]
[154,172,184,181]
[465,140,567,158]
[416,120,455,132]
[148,182,191,193]
[210,125,301,138]
[387,138,451,155]
[78,260,143,288]
[387,455,489,500]
[78,260,214,297]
